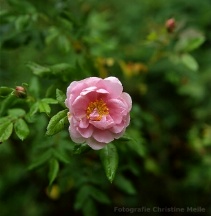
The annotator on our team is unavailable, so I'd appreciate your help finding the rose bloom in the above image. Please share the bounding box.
[65,77,132,150]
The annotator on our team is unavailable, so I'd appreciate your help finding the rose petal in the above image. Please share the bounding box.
[77,125,94,138]
[84,77,102,86]
[80,86,97,96]
[71,96,89,118]
[113,129,126,139]
[86,138,107,150]
[92,129,114,143]
[66,81,86,104]
[121,92,132,111]
[98,77,123,98]
[90,115,114,130]
[79,118,89,128]
[69,118,85,143]
[109,121,126,133]
[107,99,127,124]
[96,88,109,94]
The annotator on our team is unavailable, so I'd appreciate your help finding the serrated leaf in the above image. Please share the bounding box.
[41,98,58,104]
[0,120,13,142]
[25,102,39,122]
[29,102,39,116]
[14,118,30,140]
[114,174,136,195]
[100,143,118,183]
[56,89,66,108]
[73,143,91,154]
[181,54,198,71]
[8,108,26,117]
[39,101,51,114]
[28,150,52,170]
[48,159,59,186]
[46,109,68,136]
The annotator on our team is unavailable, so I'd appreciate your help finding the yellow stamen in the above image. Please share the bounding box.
[86,99,109,121]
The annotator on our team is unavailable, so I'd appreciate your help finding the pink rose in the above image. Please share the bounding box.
[65,77,132,150]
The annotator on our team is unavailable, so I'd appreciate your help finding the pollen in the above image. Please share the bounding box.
[86,99,109,121]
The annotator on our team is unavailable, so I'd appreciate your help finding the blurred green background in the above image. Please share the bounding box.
[0,0,211,215]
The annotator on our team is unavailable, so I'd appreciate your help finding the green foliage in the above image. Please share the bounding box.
[14,118,30,140]
[46,109,68,136]
[48,158,59,186]
[100,143,119,183]
[0,118,13,142]
[0,86,13,97]
[181,54,199,71]
[0,0,211,215]
[56,89,66,108]
[73,143,91,154]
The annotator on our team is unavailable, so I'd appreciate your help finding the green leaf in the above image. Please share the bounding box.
[14,118,30,140]
[52,150,70,164]
[175,36,205,52]
[45,27,59,45]
[15,14,30,31]
[114,174,136,195]
[8,108,26,117]
[48,158,59,186]
[56,89,66,108]
[0,120,13,142]
[28,150,52,170]
[124,135,146,158]
[27,62,51,76]
[147,31,158,41]
[100,143,118,183]
[82,199,97,216]
[183,37,205,52]
[0,87,13,98]
[181,54,199,71]
[0,94,16,117]
[41,98,58,104]
[50,63,72,75]
[90,187,110,204]
[39,101,51,115]
[28,102,39,116]
[73,143,91,154]
[74,185,90,210]
[144,158,160,175]
[58,35,71,53]
[46,109,68,136]
[29,77,40,97]
[25,102,39,122]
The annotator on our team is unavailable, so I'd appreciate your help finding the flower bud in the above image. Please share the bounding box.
[15,86,27,98]
[165,18,176,33]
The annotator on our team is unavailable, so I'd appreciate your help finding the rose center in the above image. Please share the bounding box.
[86,99,109,121]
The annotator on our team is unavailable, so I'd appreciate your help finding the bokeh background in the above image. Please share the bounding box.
[0,0,211,215]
